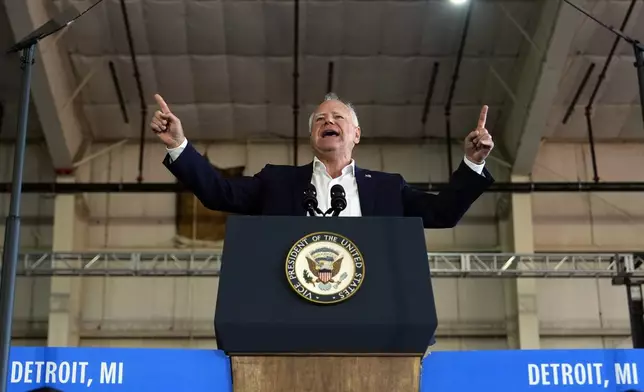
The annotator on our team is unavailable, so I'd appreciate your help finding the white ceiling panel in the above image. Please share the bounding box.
[186,2,226,54]
[617,104,644,139]
[0,1,43,142]
[154,56,196,103]
[84,104,123,139]
[4,0,642,148]
[108,2,151,55]
[191,56,232,103]
[196,104,235,139]
[49,0,540,143]
[598,57,641,105]
[551,0,644,141]
[570,0,644,57]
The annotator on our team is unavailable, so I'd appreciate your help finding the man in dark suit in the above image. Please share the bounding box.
[150,93,495,227]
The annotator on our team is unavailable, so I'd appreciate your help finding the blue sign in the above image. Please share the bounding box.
[421,349,644,392]
[8,347,232,391]
[7,346,644,391]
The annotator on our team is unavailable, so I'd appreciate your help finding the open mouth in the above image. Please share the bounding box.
[321,129,340,138]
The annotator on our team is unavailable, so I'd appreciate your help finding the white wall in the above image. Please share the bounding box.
[533,143,644,251]
[77,140,644,253]
[0,144,54,249]
[531,142,644,349]
[6,140,644,349]
[11,140,644,252]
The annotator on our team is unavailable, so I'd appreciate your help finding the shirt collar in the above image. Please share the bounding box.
[313,156,356,177]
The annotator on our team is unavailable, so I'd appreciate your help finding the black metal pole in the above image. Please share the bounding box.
[562,0,644,135]
[562,62,594,125]
[626,283,644,348]
[585,0,636,183]
[612,256,644,348]
[444,116,454,174]
[119,0,146,183]
[584,106,600,182]
[421,62,440,131]
[634,43,644,128]
[628,286,644,348]
[444,0,473,176]
[109,60,129,124]
[326,61,334,93]
[0,103,4,138]
[292,0,300,166]
[0,44,35,392]
[4,180,644,193]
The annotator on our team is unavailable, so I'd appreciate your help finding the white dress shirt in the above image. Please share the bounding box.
[310,156,361,217]
[166,139,486,217]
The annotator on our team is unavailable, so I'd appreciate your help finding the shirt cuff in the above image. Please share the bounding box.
[463,155,485,175]
[166,138,188,162]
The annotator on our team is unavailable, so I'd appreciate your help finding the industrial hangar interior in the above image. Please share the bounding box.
[1,0,644,353]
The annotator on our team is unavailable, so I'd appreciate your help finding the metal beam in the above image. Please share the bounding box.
[2,251,638,278]
[3,181,644,193]
[4,0,87,169]
[501,0,581,175]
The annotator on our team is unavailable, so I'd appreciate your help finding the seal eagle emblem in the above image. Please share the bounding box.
[285,232,365,304]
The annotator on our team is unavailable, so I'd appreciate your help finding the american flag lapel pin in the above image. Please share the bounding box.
[365,173,371,178]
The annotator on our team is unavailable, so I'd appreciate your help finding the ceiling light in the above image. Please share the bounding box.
[450,0,468,5]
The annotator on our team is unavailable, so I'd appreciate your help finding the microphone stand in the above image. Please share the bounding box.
[306,206,324,217]
[320,206,344,217]
[0,3,103,391]
[562,0,644,129]
[327,200,347,217]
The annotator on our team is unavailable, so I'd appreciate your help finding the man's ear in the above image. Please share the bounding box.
[354,127,361,144]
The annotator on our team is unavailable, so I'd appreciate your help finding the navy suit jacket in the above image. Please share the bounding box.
[164,142,494,229]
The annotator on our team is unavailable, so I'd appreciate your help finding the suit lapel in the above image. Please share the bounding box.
[292,163,313,216]
[355,166,376,216]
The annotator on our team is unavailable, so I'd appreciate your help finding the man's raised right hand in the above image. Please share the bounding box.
[150,94,185,149]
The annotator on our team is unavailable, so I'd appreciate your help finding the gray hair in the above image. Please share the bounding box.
[308,92,359,132]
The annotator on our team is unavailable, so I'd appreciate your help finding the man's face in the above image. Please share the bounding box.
[309,100,360,156]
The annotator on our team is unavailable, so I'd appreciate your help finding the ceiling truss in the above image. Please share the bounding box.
[2,251,641,278]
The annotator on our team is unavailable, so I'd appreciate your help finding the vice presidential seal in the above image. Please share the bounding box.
[285,232,365,304]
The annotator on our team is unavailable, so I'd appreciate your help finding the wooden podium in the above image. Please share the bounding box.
[230,356,420,392]
[214,216,437,392]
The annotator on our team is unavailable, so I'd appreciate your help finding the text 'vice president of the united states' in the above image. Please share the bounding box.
[149,92,495,226]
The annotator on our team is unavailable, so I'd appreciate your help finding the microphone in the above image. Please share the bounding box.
[303,184,323,216]
[330,184,347,217]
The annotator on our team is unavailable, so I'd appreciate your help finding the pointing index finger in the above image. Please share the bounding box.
[478,105,489,129]
[155,94,170,113]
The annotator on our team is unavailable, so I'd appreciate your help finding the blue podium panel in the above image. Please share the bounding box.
[8,347,232,392]
[7,346,644,391]
[421,349,644,392]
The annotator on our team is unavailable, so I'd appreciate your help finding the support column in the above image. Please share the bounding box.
[47,175,87,347]
[500,175,540,349]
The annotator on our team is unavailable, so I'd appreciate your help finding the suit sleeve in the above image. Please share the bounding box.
[163,142,264,215]
[401,160,494,228]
